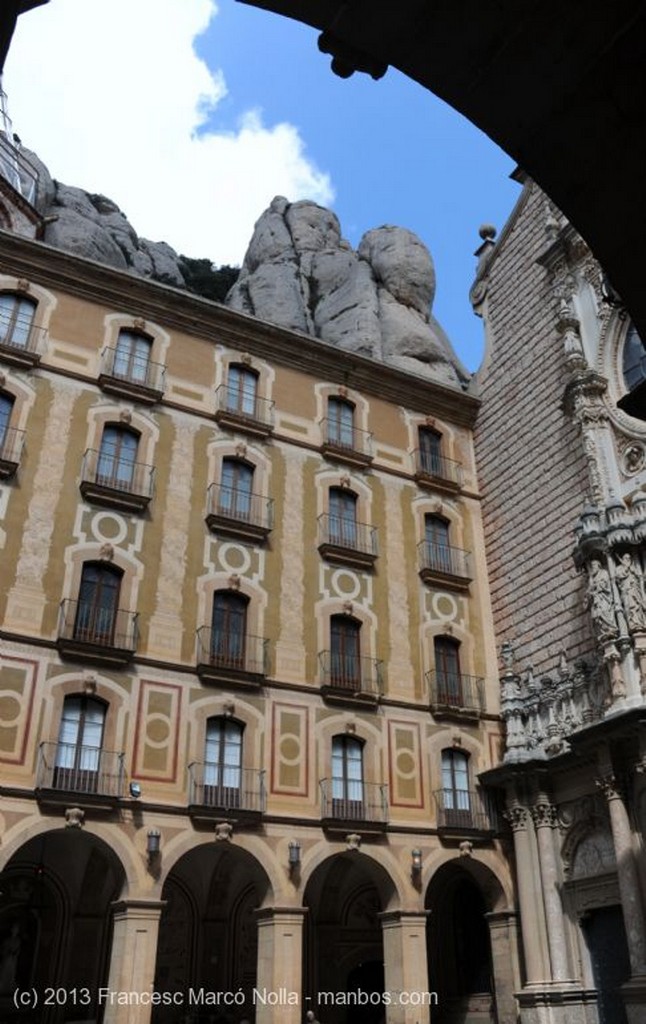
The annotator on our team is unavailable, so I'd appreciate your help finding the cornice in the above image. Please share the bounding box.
[0,231,480,428]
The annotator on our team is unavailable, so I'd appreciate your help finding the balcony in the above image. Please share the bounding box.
[36,742,125,809]
[188,764,266,824]
[205,482,273,542]
[0,426,24,478]
[320,779,388,831]
[317,513,378,570]
[412,449,462,493]
[0,128,39,205]
[79,449,155,513]
[418,540,471,590]
[426,670,484,720]
[98,346,165,404]
[0,317,45,368]
[196,627,269,688]
[56,599,138,666]
[214,385,274,438]
[320,418,373,468]
[319,650,382,706]
[433,788,499,837]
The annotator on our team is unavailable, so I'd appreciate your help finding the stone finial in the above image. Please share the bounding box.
[500,641,514,670]
[65,807,85,829]
[215,822,233,842]
[346,833,361,851]
[479,224,497,242]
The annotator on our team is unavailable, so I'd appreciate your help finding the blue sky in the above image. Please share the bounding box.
[7,0,521,372]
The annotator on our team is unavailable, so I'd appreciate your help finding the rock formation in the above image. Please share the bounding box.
[226,196,469,388]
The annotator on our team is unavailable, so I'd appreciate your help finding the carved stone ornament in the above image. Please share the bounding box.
[240,353,253,367]
[65,807,85,829]
[459,840,473,857]
[338,386,348,399]
[585,559,619,643]
[346,833,361,851]
[99,543,114,562]
[235,442,248,459]
[595,773,623,802]
[16,278,29,293]
[503,806,528,832]
[531,802,558,828]
[133,317,146,331]
[82,672,97,694]
[215,821,233,842]
[119,408,132,425]
[342,600,354,615]
[614,552,646,631]
[340,474,352,489]
[228,574,241,591]
[621,442,646,477]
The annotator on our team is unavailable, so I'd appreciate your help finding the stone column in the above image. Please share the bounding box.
[103,899,165,1024]
[485,910,520,1024]
[596,773,646,975]
[255,907,307,1024]
[531,799,572,982]
[379,911,431,1024]
[504,805,550,986]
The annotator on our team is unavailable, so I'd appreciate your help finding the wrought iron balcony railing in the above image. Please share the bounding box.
[320,779,388,824]
[99,345,165,401]
[57,599,138,657]
[0,316,45,366]
[80,448,155,511]
[413,449,462,490]
[196,627,269,683]
[320,418,373,465]
[0,426,25,477]
[214,385,275,434]
[206,482,273,539]
[188,763,266,814]
[433,788,499,832]
[418,540,471,586]
[317,513,378,569]
[36,742,125,799]
[319,650,382,698]
[426,670,484,717]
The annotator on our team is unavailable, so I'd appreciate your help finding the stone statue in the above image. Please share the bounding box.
[615,553,646,631]
[585,559,618,641]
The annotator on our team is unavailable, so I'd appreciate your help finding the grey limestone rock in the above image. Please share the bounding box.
[226,196,469,388]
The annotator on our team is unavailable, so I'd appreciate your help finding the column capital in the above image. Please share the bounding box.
[503,805,529,831]
[110,899,166,919]
[531,801,558,828]
[595,772,624,801]
[378,909,431,926]
[255,906,309,922]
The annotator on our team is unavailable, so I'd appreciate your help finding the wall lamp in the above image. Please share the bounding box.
[411,848,423,877]
[147,829,161,862]
[288,840,301,872]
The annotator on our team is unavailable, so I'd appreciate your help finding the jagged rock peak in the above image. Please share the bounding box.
[225,196,469,389]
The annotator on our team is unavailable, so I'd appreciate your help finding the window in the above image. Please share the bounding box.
[219,458,254,520]
[53,695,106,793]
[204,717,243,808]
[0,392,14,450]
[328,397,355,448]
[425,514,451,573]
[623,322,646,392]
[332,734,364,818]
[329,487,358,547]
[226,365,258,417]
[74,563,123,645]
[419,427,443,475]
[113,330,152,385]
[0,293,36,349]
[210,591,248,668]
[441,748,471,826]
[434,636,462,706]
[96,426,139,490]
[330,615,361,688]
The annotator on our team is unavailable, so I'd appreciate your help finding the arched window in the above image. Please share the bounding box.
[113,329,152,385]
[330,614,361,687]
[332,734,364,818]
[0,293,36,350]
[74,563,123,645]
[210,591,248,668]
[0,392,14,449]
[53,695,106,793]
[203,717,243,808]
[418,426,442,475]
[220,458,254,520]
[226,365,258,417]
[425,514,451,573]
[623,322,646,392]
[441,748,471,825]
[329,487,358,547]
[433,636,462,706]
[327,397,355,448]
[96,425,140,490]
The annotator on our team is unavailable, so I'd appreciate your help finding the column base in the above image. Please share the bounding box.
[621,974,646,1024]
[517,986,599,1024]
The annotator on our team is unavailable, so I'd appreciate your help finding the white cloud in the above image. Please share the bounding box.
[4,0,334,263]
